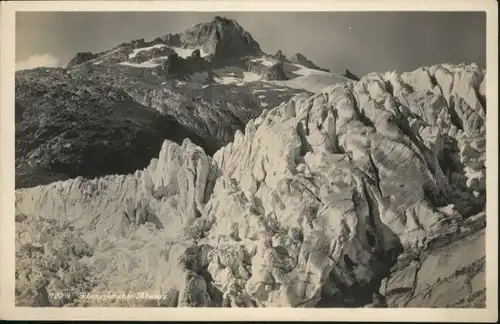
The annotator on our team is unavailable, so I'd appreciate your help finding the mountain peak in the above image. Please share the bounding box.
[289,52,329,72]
[213,15,235,24]
[65,17,262,68]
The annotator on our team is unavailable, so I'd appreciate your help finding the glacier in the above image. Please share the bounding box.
[15,62,486,307]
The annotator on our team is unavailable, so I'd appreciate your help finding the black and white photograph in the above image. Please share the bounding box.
[1,0,497,321]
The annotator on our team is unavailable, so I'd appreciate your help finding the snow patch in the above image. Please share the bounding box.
[119,61,160,68]
[291,64,332,77]
[171,47,196,59]
[215,76,240,85]
[101,49,119,58]
[242,72,262,83]
[213,72,262,86]
[90,49,120,64]
[129,44,167,59]
[250,58,276,67]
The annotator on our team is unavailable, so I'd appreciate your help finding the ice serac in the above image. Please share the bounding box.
[15,63,486,307]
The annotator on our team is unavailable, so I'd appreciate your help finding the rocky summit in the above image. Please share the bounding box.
[15,16,486,308]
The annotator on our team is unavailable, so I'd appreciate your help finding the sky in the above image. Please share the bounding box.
[16,11,486,75]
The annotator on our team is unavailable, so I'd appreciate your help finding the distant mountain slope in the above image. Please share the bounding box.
[15,16,346,188]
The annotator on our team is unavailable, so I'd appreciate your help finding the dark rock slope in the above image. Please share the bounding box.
[15,67,211,188]
[289,52,330,72]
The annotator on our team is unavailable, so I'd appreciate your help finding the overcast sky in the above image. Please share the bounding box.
[16,11,486,75]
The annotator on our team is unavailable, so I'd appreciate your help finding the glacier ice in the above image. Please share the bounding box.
[15,63,487,307]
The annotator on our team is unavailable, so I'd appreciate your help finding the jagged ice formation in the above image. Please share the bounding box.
[15,62,486,307]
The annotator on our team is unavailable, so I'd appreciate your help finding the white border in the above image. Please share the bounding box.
[1,1,498,322]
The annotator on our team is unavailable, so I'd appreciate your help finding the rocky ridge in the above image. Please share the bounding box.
[289,52,330,72]
[15,61,487,307]
[342,69,360,81]
[67,16,262,69]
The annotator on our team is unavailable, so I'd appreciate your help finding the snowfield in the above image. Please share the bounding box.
[268,63,351,93]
